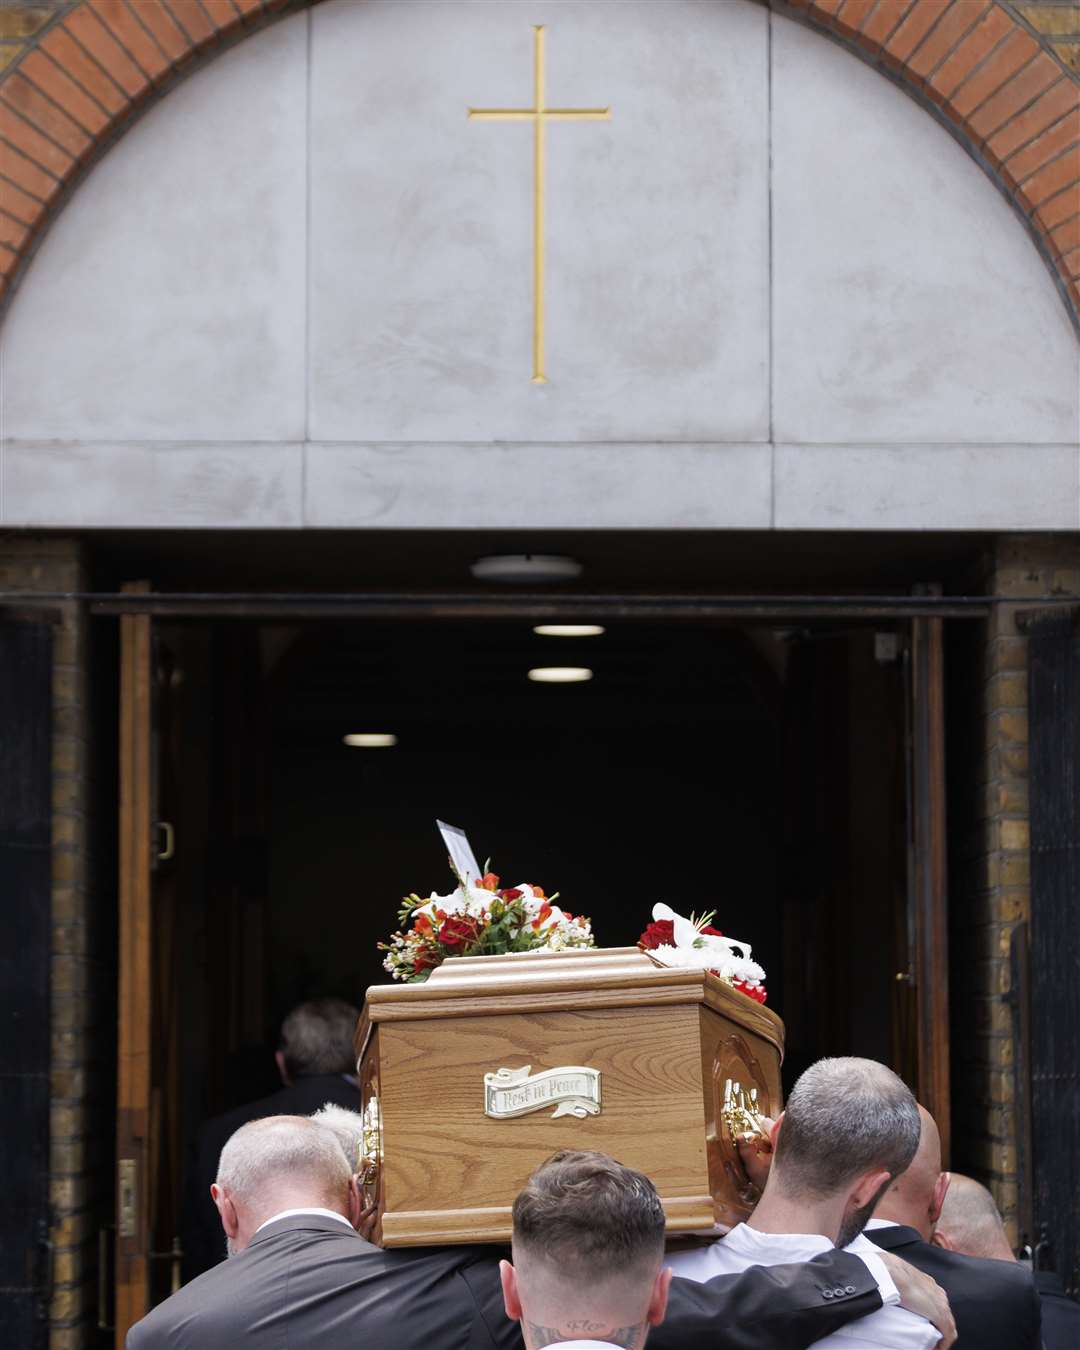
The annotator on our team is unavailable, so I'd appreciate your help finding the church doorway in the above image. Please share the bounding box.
[108,579,950,1344]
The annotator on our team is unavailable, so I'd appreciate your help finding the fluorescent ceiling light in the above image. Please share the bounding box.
[533,624,606,638]
[527,667,594,684]
[343,733,398,748]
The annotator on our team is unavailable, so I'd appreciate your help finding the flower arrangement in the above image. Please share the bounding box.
[380,869,594,982]
[638,902,767,1003]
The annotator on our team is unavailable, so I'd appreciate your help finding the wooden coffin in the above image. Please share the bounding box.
[354,946,784,1247]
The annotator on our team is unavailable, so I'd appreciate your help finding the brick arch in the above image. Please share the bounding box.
[0,0,1077,327]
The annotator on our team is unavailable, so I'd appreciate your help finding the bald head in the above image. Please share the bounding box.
[873,1105,948,1240]
[212,1115,354,1254]
[933,1174,1016,1262]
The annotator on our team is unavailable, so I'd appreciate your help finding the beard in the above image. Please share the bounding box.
[837,1178,892,1249]
[225,1237,239,1259]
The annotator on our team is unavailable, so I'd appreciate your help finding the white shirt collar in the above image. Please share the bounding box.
[866,1216,900,1230]
[254,1207,353,1234]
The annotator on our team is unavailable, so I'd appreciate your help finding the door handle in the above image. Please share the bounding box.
[157,820,175,862]
[149,1237,184,1295]
[118,1158,138,1238]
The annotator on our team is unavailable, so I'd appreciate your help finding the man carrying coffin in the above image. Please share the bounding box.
[866,1106,1042,1350]
[128,1110,953,1349]
[666,1057,948,1350]
[933,1174,1079,1350]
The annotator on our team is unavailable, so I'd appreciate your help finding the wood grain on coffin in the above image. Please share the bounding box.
[378,1006,712,1244]
[356,948,785,1247]
[359,955,784,1055]
[379,1193,718,1248]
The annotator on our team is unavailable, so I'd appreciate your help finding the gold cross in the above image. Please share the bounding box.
[469,26,611,384]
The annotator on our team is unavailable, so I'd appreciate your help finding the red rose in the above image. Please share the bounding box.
[638,919,675,950]
[438,914,481,949]
[500,887,523,902]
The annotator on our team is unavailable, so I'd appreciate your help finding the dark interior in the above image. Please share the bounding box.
[65,525,980,1295]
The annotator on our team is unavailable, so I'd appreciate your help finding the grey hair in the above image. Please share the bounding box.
[773,1057,920,1199]
[215,1114,351,1206]
[310,1103,365,1172]
[936,1174,1013,1259]
[279,998,359,1079]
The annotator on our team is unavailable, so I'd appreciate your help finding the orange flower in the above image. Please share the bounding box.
[475,872,500,892]
[531,901,553,931]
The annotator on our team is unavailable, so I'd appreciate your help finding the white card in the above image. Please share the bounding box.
[436,820,483,888]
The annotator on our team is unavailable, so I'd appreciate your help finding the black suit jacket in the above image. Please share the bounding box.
[135,1215,882,1350]
[468,1247,883,1350]
[1034,1270,1080,1350]
[180,1074,360,1280]
[868,1223,1041,1350]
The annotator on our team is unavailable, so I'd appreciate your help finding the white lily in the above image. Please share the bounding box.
[649,902,766,988]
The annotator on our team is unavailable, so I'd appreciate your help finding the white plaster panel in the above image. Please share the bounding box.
[303,443,771,528]
[0,19,308,442]
[308,0,769,442]
[774,445,1080,531]
[771,13,1079,446]
[1,443,303,528]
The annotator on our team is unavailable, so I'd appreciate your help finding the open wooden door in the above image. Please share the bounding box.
[114,582,156,1346]
[903,600,951,1162]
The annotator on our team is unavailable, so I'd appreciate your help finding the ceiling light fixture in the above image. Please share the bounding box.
[533,624,606,638]
[343,733,398,748]
[471,554,583,583]
[527,667,594,684]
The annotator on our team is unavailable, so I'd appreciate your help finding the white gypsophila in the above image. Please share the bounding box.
[648,942,766,987]
[542,912,594,950]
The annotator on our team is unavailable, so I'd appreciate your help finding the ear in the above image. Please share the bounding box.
[275,1049,290,1086]
[647,1267,673,1327]
[499,1259,522,1322]
[346,1174,363,1229]
[211,1183,239,1240]
[769,1111,785,1150]
[930,1228,956,1252]
[850,1168,891,1211]
[929,1171,950,1227]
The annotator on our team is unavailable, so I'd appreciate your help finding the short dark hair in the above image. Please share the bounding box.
[512,1150,666,1282]
[772,1057,920,1199]
[279,998,359,1079]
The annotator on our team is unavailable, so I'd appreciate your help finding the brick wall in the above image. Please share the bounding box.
[950,533,1080,1247]
[0,535,114,1349]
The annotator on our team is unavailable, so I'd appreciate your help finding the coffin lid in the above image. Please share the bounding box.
[355,946,783,1065]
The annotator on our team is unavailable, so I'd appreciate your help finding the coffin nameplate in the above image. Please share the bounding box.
[484,1064,602,1120]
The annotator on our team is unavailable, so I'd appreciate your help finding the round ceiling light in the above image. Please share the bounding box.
[527,667,594,684]
[471,554,583,584]
[343,733,398,748]
[533,624,606,638]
